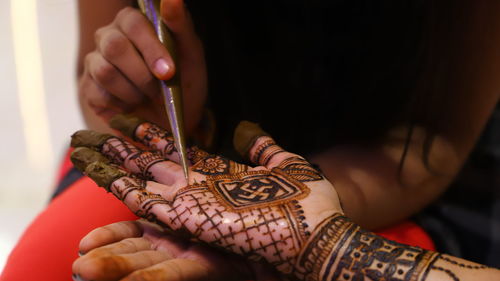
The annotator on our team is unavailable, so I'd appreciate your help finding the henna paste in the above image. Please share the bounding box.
[233,121,269,159]
[109,114,145,139]
[70,147,110,172]
[71,130,115,149]
[83,162,127,191]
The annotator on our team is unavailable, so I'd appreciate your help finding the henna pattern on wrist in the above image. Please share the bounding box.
[437,255,488,270]
[296,214,441,281]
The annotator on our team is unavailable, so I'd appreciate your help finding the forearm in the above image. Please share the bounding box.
[298,213,499,281]
[309,130,459,230]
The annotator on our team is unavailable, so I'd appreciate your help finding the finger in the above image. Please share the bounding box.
[71,158,176,223]
[121,258,213,281]
[115,7,175,81]
[75,250,171,281]
[71,133,183,185]
[109,114,210,164]
[79,221,145,254]
[80,66,128,117]
[86,51,144,106]
[234,121,324,182]
[232,121,293,167]
[161,0,205,58]
[95,26,159,98]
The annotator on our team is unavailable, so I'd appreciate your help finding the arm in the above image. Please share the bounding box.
[69,115,500,281]
[311,0,500,229]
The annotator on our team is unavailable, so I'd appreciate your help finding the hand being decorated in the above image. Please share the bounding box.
[71,115,497,281]
[70,115,342,280]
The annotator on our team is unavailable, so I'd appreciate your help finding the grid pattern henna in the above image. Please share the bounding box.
[328,230,437,281]
[165,188,303,273]
[102,138,139,164]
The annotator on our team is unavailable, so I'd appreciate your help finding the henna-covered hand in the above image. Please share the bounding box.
[70,115,500,281]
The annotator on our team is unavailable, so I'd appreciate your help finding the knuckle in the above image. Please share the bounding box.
[93,61,116,84]
[116,6,138,23]
[94,26,107,45]
[80,256,119,280]
[137,75,156,92]
[125,270,157,281]
[100,31,129,60]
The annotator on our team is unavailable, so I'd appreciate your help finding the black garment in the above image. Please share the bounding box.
[416,104,500,267]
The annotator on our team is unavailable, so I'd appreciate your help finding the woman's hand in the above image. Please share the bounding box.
[70,114,343,279]
[78,0,207,134]
[73,220,280,281]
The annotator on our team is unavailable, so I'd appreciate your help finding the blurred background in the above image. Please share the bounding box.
[0,0,83,272]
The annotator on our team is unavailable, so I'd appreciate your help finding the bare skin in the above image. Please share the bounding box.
[70,116,500,281]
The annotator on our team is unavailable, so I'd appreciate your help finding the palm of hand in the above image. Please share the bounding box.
[71,115,342,278]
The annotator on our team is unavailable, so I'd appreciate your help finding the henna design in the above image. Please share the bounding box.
[429,265,460,281]
[277,157,324,182]
[437,255,488,270]
[251,139,278,164]
[187,146,210,164]
[296,214,441,281]
[166,188,303,273]
[110,177,146,201]
[136,123,176,156]
[191,155,230,176]
[128,151,164,180]
[206,169,310,211]
[102,138,139,165]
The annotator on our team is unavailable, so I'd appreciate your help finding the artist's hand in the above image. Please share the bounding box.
[70,114,343,279]
[78,0,206,133]
[73,220,280,281]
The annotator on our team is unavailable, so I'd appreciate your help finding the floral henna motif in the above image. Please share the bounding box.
[187,146,210,164]
[191,155,230,175]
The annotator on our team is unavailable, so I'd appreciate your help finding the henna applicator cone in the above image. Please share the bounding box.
[137,0,189,183]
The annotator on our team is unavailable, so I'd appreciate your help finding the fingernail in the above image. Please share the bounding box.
[153,58,170,79]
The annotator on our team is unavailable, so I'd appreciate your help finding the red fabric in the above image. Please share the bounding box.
[0,177,138,281]
[1,155,434,281]
[376,221,435,251]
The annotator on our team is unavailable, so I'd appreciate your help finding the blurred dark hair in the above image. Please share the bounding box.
[184,0,466,162]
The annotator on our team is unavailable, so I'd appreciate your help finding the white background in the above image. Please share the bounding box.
[0,0,83,272]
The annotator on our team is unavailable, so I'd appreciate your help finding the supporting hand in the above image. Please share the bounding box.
[73,219,280,281]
